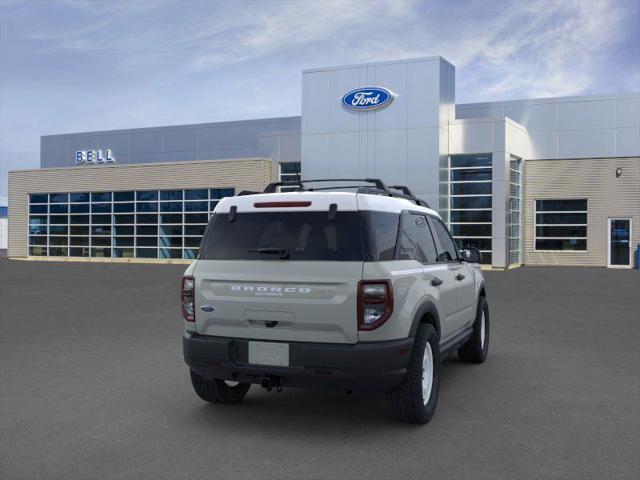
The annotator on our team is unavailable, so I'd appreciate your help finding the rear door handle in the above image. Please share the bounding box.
[455,273,465,281]
[431,277,443,287]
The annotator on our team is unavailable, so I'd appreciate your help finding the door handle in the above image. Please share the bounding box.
[455,273,465,281]
[431,277,443,287]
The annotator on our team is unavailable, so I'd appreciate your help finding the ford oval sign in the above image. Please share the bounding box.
[342,86,395,111]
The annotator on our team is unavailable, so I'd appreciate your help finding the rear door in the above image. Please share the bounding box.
[428,216,475,334]
[193,194,363,344]
[394,211,459,339]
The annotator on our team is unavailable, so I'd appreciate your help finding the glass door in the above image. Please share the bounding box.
[607,218,632,268]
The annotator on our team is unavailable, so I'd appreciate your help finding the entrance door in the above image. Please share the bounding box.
[607,218,632,268]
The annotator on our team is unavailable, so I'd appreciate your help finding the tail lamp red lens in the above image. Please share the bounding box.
[181,276,195,322]
[357,280,393,331]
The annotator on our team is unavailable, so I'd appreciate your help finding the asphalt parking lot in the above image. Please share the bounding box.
[0,259,639,480]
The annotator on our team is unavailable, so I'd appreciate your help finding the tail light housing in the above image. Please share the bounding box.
[357,280,393,331]
[181,276,195,322]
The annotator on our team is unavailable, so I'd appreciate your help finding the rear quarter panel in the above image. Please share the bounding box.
[359,260,444,342]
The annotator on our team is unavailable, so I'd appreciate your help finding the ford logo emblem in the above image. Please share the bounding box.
[342,86,395,111]
[200,305,215,312]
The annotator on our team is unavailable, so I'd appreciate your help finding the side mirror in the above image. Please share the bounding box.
[460,247,482,264]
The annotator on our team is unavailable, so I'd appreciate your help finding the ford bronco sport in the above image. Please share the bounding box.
[182,179,489,424]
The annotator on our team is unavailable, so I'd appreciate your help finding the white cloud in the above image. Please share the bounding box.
[0,0,638,198]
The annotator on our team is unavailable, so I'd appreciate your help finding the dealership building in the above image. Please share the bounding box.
[7,56,640,268]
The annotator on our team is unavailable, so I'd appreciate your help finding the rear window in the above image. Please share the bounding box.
[199,210,402,262]
[200,211,364,261]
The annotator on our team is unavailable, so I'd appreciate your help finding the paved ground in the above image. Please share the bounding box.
[0,259,639,480]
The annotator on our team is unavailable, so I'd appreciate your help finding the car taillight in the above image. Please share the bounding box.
[357,280,393,331]
[181,276,195,322]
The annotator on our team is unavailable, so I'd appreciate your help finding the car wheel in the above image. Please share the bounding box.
[458,296,489,364]
[386,323,440,424]
[190,369,251,404]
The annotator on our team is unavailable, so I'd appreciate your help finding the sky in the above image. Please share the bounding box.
[1,0,639,202]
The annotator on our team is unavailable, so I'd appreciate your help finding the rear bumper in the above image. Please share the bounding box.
[183,332,414,393]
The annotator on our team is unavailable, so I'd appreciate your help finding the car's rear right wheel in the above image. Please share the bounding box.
[190,369,251,404]
[386,323,440,424]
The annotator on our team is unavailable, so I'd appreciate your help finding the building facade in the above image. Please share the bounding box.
[7,56,640,268]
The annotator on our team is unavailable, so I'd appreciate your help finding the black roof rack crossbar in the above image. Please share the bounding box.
[262,181,303,194]
[262,178,387,194]
[237,190,260,196]
[260,177,429,208]
[302,178,388,191]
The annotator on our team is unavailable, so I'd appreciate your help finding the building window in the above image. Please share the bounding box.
[534,199,587,251]
[28,188,235,260]
[449,154,492,264]
[508,157,522,265]
[279,162,301,192]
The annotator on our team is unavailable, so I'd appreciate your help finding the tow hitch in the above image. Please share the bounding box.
[260,376,283,392]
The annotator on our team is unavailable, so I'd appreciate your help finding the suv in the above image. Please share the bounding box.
[182,179,489,424]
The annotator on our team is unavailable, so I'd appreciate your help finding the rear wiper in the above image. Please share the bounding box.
[249,247,290,259]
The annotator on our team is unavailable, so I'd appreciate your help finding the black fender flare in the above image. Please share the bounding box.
[478,280,487,300]
[408,300,441,339]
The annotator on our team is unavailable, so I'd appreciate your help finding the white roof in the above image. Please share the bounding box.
[215,191,440,217]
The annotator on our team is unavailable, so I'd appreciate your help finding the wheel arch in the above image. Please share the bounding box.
[409,301,441,339]
[478,280,487,299]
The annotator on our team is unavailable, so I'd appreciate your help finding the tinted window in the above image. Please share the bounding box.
[450,182,492,195]
[361,211,399,261]
[49,193,69,203]
[70,204,90,213]
[535,212,586,224]
[450,154,492,168]
[451,224,492,237]
[200,212,363,261]
[395,213,437,263]
[29,194,48,203]
[114,191,135,202]
[428,217,458,262]
[451,196,492,209]
[536,239,586,251]
[450,210,491,223]
[160,190,183,201]
[536,199,587,211]
[91,192,111,202]
[70,192,90,202]
[185,189,208,200]
[136,191,158,201]
[450,168,492,181]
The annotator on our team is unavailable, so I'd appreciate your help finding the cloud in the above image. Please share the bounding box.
[0,0,638,199]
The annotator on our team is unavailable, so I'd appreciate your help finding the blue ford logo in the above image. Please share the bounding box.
[342,86,395,111]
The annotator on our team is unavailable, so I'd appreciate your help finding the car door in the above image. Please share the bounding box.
[427,216,475,334]
[398,211,457,338]
[396,212,459,340]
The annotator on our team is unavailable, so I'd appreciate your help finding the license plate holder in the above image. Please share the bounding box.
[248,341,290,367]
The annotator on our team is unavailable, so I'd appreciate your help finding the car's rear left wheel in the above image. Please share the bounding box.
[386,323,440,424]
[190,370,251,404]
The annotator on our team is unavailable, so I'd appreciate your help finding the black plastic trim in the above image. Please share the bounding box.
[183,333,414,393]
[439,326,473,357]
[409,301,441,338]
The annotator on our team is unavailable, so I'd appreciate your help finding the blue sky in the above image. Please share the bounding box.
[1,0,639,202]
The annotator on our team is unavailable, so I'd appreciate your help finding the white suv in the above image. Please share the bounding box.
[182,179,489,424]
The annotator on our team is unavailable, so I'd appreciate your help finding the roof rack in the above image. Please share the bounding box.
[260,178,430,208]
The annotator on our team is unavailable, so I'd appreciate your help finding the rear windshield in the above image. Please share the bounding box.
[200,211,364,261]
[199,210,400,262]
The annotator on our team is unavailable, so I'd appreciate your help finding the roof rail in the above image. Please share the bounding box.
[260,178,430,208]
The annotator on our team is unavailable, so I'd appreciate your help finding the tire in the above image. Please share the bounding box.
[458,296,489,364]
[386,323,440,424]
[189,369,251,404]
